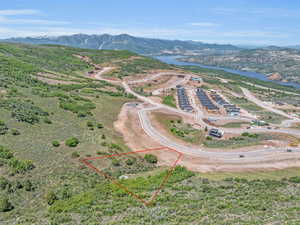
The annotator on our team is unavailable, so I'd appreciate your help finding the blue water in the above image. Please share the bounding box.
[154,55,300,89]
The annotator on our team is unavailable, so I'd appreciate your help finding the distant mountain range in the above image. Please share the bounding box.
[288,45,300,50]
[1,33,240,55]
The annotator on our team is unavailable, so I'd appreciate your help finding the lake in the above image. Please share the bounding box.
[154,55,300,89]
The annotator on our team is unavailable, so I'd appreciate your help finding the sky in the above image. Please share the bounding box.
[1,0,300,46]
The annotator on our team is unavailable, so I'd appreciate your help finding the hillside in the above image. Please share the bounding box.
[181,47,300,84]
[0,43,300,225]
[1,33,240,55]
[288,45,300,50]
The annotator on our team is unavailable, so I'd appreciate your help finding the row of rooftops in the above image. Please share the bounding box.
[210,93,240,114]
[177,86,193,112]
[196,88,219,111]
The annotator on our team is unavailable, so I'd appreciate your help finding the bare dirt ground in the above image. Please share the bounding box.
[114,103,300,172]
[147,96,163,104]
[114,103,161,151]
[129,75,173,90]
[210,119,249,126]
[0,90,7,95]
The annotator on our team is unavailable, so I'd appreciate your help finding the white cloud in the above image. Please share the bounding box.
[0,7,297,46]
[188,22,219,27]
[220,30,289,39]
[0,16,70,25]
[0,9,40,16]
[0,9,69,25]
[212,7,300,18]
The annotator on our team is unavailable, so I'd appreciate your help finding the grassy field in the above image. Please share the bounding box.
[162,94,176,108]
[221,121,250,128]
[228,96,287,124]
[197,167,300,180]
[203,133,296,149]
[153,112,206,144]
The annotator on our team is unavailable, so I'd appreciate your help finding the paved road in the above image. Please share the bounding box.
[242,87,299,120]
[242,81,300,96]
[94,67,120,84]
[138,107,300,162]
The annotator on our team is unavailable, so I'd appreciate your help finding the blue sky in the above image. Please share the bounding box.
[1,0,300,45]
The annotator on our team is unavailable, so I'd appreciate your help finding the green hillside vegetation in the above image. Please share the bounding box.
[0,43,299,225]
[162,95,176,107]
[182,48,300,84]
[154,113,206,144]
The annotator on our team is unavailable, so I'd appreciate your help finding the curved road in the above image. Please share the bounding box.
[138,107,300,162]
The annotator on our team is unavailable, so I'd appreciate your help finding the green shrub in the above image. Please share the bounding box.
[144,154,158,164]
[100,141,107,146]
[24,180,34,191]
[86,121,94,127]
[43,118,52,124]
[45,191,58,205]
[162,95,176,107]
[111,159,120,166]
[289,176,300,183]
[0,196,13,212]
[52,141,60,147]
[14,181,23,189]
[242,132,250,137]
[71,151,80,158]
[11,129,20,136]
[77,112,87,117]
[8,159,35,173]
[125,158,136,166]
[206,136,212,140]
[65,137,79,147]
[0,120,8,135]
[248,133,259,138]
[0,146,13,159]
[59,99,96,115]
[97,123,104,129]
[0,177,9,190]
[110,143,122,150]
[0,99,48,124]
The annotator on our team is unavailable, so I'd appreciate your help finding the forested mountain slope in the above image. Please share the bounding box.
[2,33,239,54]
